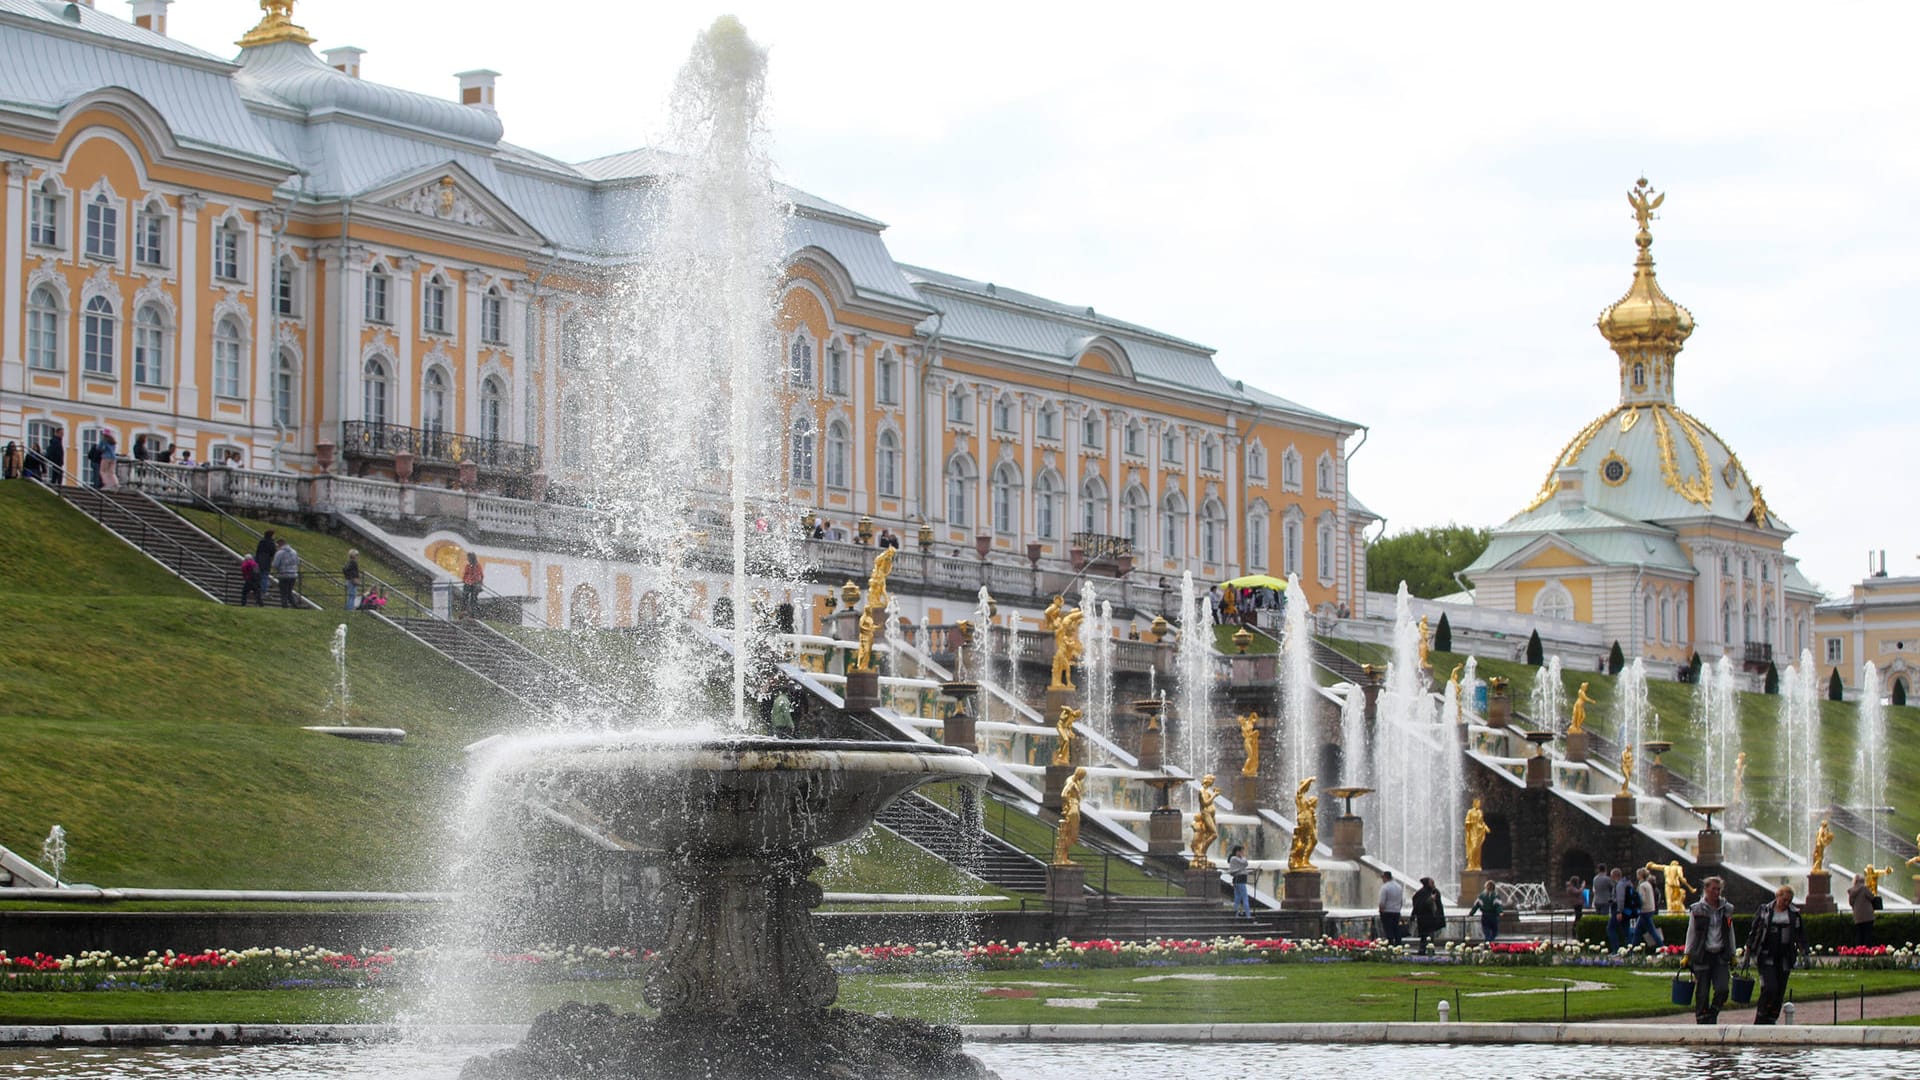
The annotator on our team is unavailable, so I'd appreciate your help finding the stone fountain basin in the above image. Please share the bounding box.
[486,735,988,854]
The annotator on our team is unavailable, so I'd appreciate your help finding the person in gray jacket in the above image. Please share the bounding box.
[271,539,301,608]
[1684,876,1738,1024]
[1591,865,1617,950]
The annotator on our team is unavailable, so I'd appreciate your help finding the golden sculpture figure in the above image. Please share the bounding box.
[1628,176,1665,234]
[854,606,879,673]
[1448,664,1464,714]
[1646,859,1695,914]
[1861,864,1892,898]
[1417,616,1432,671]
[1812,818,1835,873]
[1907,835,1920,869]
[1051,705,1081,767]
[1570,682,1595,734]
[1731,751,1749,811]
[1288,776,1319,871]
[1041,594,1064,632]
[865,547,896,612]
[1189,774,1220,869]
[1239,712,1261,778]
[1049,607,1086,690]
[1052,766,1088,866]
[1618,743,1634,796]
[1464,798,1489,872]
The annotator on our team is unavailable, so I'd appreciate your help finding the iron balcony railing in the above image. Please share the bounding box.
[1744,642,1774,666]
[340,421,540,474]
[1072,531,1134,562]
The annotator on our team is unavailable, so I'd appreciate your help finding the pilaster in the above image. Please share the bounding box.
[462,267,483,434]
[2,160,30,430]
[393,256,417,428]
[250,208,281,428]
[175,193,204,428]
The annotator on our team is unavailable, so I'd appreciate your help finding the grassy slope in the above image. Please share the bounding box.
[173,505,422,597]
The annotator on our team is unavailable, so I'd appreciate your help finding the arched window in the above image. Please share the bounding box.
[1121,485,1148,545]
[1247,442,1267,482]
[1161,490,1186,558]
[1035,470,1060,539]
[85,192,118,260]
[1125,420,1144,457]
[875,352,898,405]
[1283,516,1302,576]
[275,255,299,317]
[480,376,505,443]
[1079,475,1108,534]
[1660,596,1672,644]
[1200,436,1220,473]
[365,264,390,323]
[274,350,297,427]
[363,356,389,425]
[1744,602,1755,643]
[1317,515,1334,581]
[213,317,244,397]
[789,416,815,485]
[824,420,849,488]
[825,342,846,396]
[83,296,117,376]
[945,455,975,526]
[1282,447,1303,491]
[1037,404,1059,440]
[422,367,449,431]
[422,274,449,334]
[1644,594,1656,645]
[133,304,166,386]
[1633,362,1646,388]
[1677,598,1688,641]
[788,334,813,387]
[1247,511,1269,570]
[1721,599,1733,642]
[212,218,242,282]
[1081,411,1102,448]
[29,179,61,247]
[135,199,166,267]
[948,384,970,424]
[1316,452,1335,497]
[481,287,505,344]
[995,395,1015,433]
[26,286,60,370]
[1199,497,1225,565]
[1162,427,1182,464]
[992,463,1021,535]
[1535,581,1575,623]
[1762,604,1774,645]
[875,430,899,497]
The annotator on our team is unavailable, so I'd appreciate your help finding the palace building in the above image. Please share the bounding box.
[1461,180,1819,674]
[0,0,1375,618]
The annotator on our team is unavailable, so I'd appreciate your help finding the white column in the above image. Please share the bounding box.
[507,286,528,448]
[462,268,483,433]
[1,160,29,437]
[1184,429,1198,571]
[174,194,203,434]
[1145,420,1161,564]
[1223,433,1240,572]
[901,346,918,516]
[850,335,866,514]
[392,257,417,428]
[1733,553,1747,652]
[1019,394,1037,542]
[339,245,367,428]
[975,381,992,531]
[250,209,279,428]
[1063,402,1081,539]
[1105,408,1121,537]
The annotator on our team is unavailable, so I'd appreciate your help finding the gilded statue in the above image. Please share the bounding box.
[1628,176,1664,234]
[1239,712,1261,778]
[1464,798,1489,872]
[1051,705,1081,767]
[1041,594,1064,632]
[1288,776,1319,871]
[1646,860,1695,914]
[1448,664,1464,714]
[1811,818,1834,874]
[1570,682,1595,734]
[1906,835,1920,869]
[1189,774,1220,869]
[1052,766,1088,866]
[1618,743,1634,796]
[1049,607,1086,690]
[1417,616,1432,671]
[865,547,896,611]
[854,605,879,673]
[1731,751,1748,811]
[1861,864,1892,898]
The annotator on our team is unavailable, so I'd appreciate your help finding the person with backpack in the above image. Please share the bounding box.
[1591,864,1617,950]
[1468,880,1503,942]
[238,555,264,607]
[460,552,485,620]
[1632,867,1664,947]
[1747,884,1807,1024]
[342,549,362,612]
[1412,876,1446,954]
[1684,875,1738,1024]
[253,531,277,600]
[270,538,300,608]
[43,429,65,486]
[1228,845,1253,919]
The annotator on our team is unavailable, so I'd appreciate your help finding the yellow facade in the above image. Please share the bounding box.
[1816,573,1920,700]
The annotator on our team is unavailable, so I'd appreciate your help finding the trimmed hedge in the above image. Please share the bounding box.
[1575,912,1920,951]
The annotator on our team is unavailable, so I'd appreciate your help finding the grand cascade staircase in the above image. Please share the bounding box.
[875,791,1052,895]
[54,483,313,608]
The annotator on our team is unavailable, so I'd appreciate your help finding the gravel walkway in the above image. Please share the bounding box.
[1634,986,1920,1025]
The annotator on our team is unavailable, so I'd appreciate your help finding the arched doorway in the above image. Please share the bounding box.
[570,584,603,628]
[1895,678,1909,708]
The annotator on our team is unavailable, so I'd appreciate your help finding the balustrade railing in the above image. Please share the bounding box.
[339,421,540,474]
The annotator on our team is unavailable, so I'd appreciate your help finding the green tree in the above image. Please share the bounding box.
[1764,660,1779,694]
[1607,641,1625,675]
[1828,668,1845,701]
[1526,629,1544,666]
[1365,523,1491,599]
[1688,652,1703,684]
[1433,613,1452,652]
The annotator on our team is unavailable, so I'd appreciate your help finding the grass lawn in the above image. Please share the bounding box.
[5,963,1919,1026]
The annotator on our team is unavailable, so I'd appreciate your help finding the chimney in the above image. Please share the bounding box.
[455,69,500,111]
[324,46,366,78]
[130,0,170,35]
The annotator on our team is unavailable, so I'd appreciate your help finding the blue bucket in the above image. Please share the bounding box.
[1731,972,1755,1004]
[1670,975,1694,1007]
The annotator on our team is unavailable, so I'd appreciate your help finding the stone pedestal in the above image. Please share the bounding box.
[1233,772,1261,810]
[1110,712,1143,760]
[458,460,479,489]
[1803,871,1838,914]
[843,670,881,712]
[315,440,337,472]
[1138,724,1164,772]
[1361,681,1382,722]
[1565,730,1590,764]
[1609,793,1637,827]
[1148,806,1184,858]
[1487,688,1510,728]
[1042,763,1076,812]
[393,450,415,484]
[1185,867,1220,900]
[1649,763,1672,799]
[829,609,859,643]
[1459,868,1487,905]
[1282,868,1325,912]
[1695,828,1723,867]
[1331,814,1365,861]
[941,681,979,752]
[1046,864,1086,909]
[1525,754,1552,789]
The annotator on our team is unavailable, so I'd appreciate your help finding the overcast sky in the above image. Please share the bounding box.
[167,2,1919,596]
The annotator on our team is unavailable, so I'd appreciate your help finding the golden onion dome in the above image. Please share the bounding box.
[1597,179,1693,408]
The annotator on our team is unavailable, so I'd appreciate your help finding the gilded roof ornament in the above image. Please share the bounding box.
[238,0,316,48]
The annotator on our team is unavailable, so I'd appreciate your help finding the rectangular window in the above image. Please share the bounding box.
[275,262,297,317]
[29,188,59,247]
[1825,637,1842,665]
[826,349,845,396]
[85,198,118,260]
[365,273,390,323]
[424,284,447,334]
[27,304,59,371]
[83,308,115,376]
[134,321,164,387]
[215,337,243,399]
[482,293,504,343]
[876,360,897,405]
[213,227,241,282]
[135,210,165,267]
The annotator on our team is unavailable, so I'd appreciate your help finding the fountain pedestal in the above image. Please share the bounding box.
[1133,699,1166,771]
[1143,777,1184,858]
[843,669,881,711]
[1565,731,1590,764]
[1046,863,1087,909]
[1361,666,1383,721]
[1912,876,1920,906]
[1487,682,1511,728]
[1803,871,1838,914]
[829,608,859,643]
[1695,828,1723,867]
[1232,773,1262,810]
[1525,754,1551,789]
[1282,868,1324,912]
[940,681,978,752]
[1648,763,1672,798]
[1459,868,1487,905]
[1609,793,1637,827]
[1185,866,1221,900]
[1331,814,1365,861]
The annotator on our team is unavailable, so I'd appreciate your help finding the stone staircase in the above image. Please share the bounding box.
[875,792,1052,895]
[1310,637,1373,684]
[53,484,308,608]
[392,616,611,713]
[1083,894,1257,938]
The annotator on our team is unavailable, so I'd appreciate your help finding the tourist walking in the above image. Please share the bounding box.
[1848,874,1876,946]
[271,538,301,608]
[238,555,264,607]
[342,550,362,612]
[1228,845,1253,918]
[1633,867,1664,947]
[97,431,119,490]
[461,553,485,619]
[1591,865,1618,950]
[44,429,64,486]
[1684,875,1738,1024]
[1,441,18,480]
[253,531,278,600]
[1377,870,1405,944]
[1747,885,1807,1025]
[1468,880,1503,942]
[1565,875,1587,921]
[1412,876,1445,953]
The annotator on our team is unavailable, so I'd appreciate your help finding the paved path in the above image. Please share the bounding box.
[1636,986,1920,1026]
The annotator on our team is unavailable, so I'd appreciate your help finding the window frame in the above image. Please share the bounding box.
[876,353,898,406]
[945,456,974,527]
[363,356,390,425]
[82,295,117,377]
[26,286,61,371]
[365,265,391,324]
[29,180,62,249]
[824,420,850,489]
[275,255,299,318]
[212,317,244,399]
[789,416,816,486]
[992,463,1021,536]
[134,201,167,268]
[788,334,814,389]
[422,274,450,335]
[1035,471,1060,539]
[480,375,506,443]
[481,288,505,344]
[84,191,118,262]
[132,304,167,387]
[421,366,450,432]
[212,220,243,283]
[876,429,900,498]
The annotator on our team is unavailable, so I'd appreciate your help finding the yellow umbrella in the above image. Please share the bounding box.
[1220,574,1288,591]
